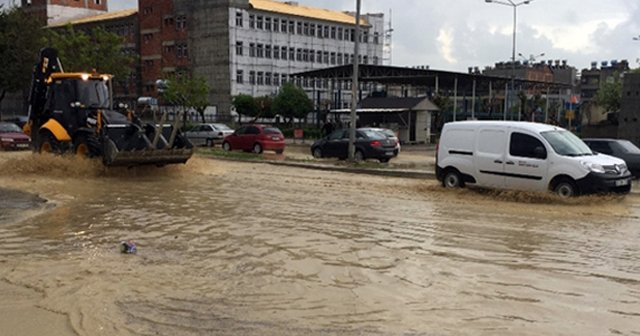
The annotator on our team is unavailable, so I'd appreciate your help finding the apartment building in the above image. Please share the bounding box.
[139,0,384,116]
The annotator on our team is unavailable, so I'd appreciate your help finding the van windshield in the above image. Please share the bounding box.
[541,130,594,157]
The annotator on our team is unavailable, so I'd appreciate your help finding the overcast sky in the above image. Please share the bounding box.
[4,0,640,72]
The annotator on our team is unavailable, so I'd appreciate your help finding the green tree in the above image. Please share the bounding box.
[46,25,135,92]
[432,94,452,132]
[595,73,622,114]
[162,73,210,124]
[232,94,258,122]
[0,5,45,107]
[255,95,275,119]
[272,83,312,125]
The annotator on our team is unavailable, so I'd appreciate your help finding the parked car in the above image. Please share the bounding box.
[359,127,401,156]
[310,128,398,163]
[222,124,285,154]
[0,122,31,150]
[436,121,632,197]
[583,138,640,178]
[184,123,234,147]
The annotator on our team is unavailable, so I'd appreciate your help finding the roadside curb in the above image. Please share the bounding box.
[206,156,436,180]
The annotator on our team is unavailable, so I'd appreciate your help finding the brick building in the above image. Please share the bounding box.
[21,0,108,25]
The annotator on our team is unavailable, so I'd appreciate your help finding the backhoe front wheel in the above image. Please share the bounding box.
[73,134,101,158]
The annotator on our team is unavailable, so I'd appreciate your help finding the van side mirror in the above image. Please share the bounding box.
[534,146,547,159]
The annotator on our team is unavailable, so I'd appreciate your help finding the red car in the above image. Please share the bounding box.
[0,122,31,150]
[222,124,285,154]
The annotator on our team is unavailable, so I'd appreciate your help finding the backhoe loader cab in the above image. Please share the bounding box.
[26,48,194,167]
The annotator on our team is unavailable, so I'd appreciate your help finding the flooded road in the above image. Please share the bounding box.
[1,152,639,336]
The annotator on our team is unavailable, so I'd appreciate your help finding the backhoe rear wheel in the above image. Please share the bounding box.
[37,131,60,154]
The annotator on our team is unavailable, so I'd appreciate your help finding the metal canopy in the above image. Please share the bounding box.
[292,64,569,91]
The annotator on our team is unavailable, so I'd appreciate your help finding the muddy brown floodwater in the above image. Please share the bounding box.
[0,151,639,336]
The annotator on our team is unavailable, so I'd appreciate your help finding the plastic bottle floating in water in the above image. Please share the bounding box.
[120,240,137,254]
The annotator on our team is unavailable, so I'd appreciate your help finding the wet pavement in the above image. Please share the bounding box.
[0,151,639,335]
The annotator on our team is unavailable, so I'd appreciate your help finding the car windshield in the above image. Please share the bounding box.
[264,127,282,135]
[541,130,594,157]
[0,123,22,133]
[360,130,386,139]
[213,124,233,131]
[617,140,640,154]
[77,79,110,108]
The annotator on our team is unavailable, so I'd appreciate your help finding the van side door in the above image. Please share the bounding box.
[475,128,507,188]
[504,132,549,192]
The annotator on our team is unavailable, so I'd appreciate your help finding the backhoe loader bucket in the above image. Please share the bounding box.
[101,124,194,167]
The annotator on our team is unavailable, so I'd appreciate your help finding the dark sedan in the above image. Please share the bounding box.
[583,138,640,178]
[311,129,397,163]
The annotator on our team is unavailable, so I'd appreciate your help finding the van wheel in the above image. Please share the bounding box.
[553,178,578,198]
[443,169,464,188]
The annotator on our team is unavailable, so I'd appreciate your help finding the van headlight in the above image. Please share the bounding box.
[581,161,605,174]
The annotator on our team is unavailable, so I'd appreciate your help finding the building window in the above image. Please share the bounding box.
[164,45,175,54]
[362,30,368,43]
[289,21,295,34]
[310,24,316,36]
[249,71,256,85]
[373,32,380,44]
[273,18,279,32]
[143,6,152,15]
[317,24,323,38]
[330,52,336,65]
[289,47,295,60]
[177,43,188,58]
[331,26,336,39]
[265,72,272,86]
[309,50,315,63]
[144,60,154,67]
[274,73,280,86]
[363,55,368,64]
[273,45,280,59]
[257,44,264,58]
[265,17,272,30]
[303,22,309,35]
[235,11,243,27]
[249,15,255,29]
[338,27,343,40]
[249,43,255,57]
[236,41,243,56]
[176,16,187,31]
[323,51,329,64]
[257,72,264,85]
[296,48,302,62]
[281,19,287,33]
[236,70,244,84]
[337,53,343,65]
[373,56,379,65]
[281,46,288,60]
[256,16,263,29]
[324,26,329,38]
[350,29,355,42]
[297,21,302,35]
[143,33,152,44]
[265,45,272,59]
[164,16,174,27]
[317,50,322,63]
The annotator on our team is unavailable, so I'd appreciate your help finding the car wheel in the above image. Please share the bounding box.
[379,158,390,163]
[205,139,214,147]
[553,178,578,198]
[312,147,323,158]
[37,131,61,154]
[354,150,364,162]
[222,141,231,152]
[253,143,263,154]
[443,169,464,188]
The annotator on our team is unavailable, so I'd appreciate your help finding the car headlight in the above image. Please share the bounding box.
[1,138,14,143]
[581,161,605,174]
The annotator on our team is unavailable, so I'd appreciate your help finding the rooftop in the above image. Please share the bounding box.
[48,8,137,28]
[249,0,369,26]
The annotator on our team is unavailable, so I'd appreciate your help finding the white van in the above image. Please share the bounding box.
[436,121,632,197]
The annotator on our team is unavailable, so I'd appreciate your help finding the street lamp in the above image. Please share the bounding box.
[485,0,535,120]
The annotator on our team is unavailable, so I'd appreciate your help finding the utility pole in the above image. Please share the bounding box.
[348,0,361,161]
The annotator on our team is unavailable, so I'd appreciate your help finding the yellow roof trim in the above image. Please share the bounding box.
[48,9,137,28]
[249,0,369,26]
